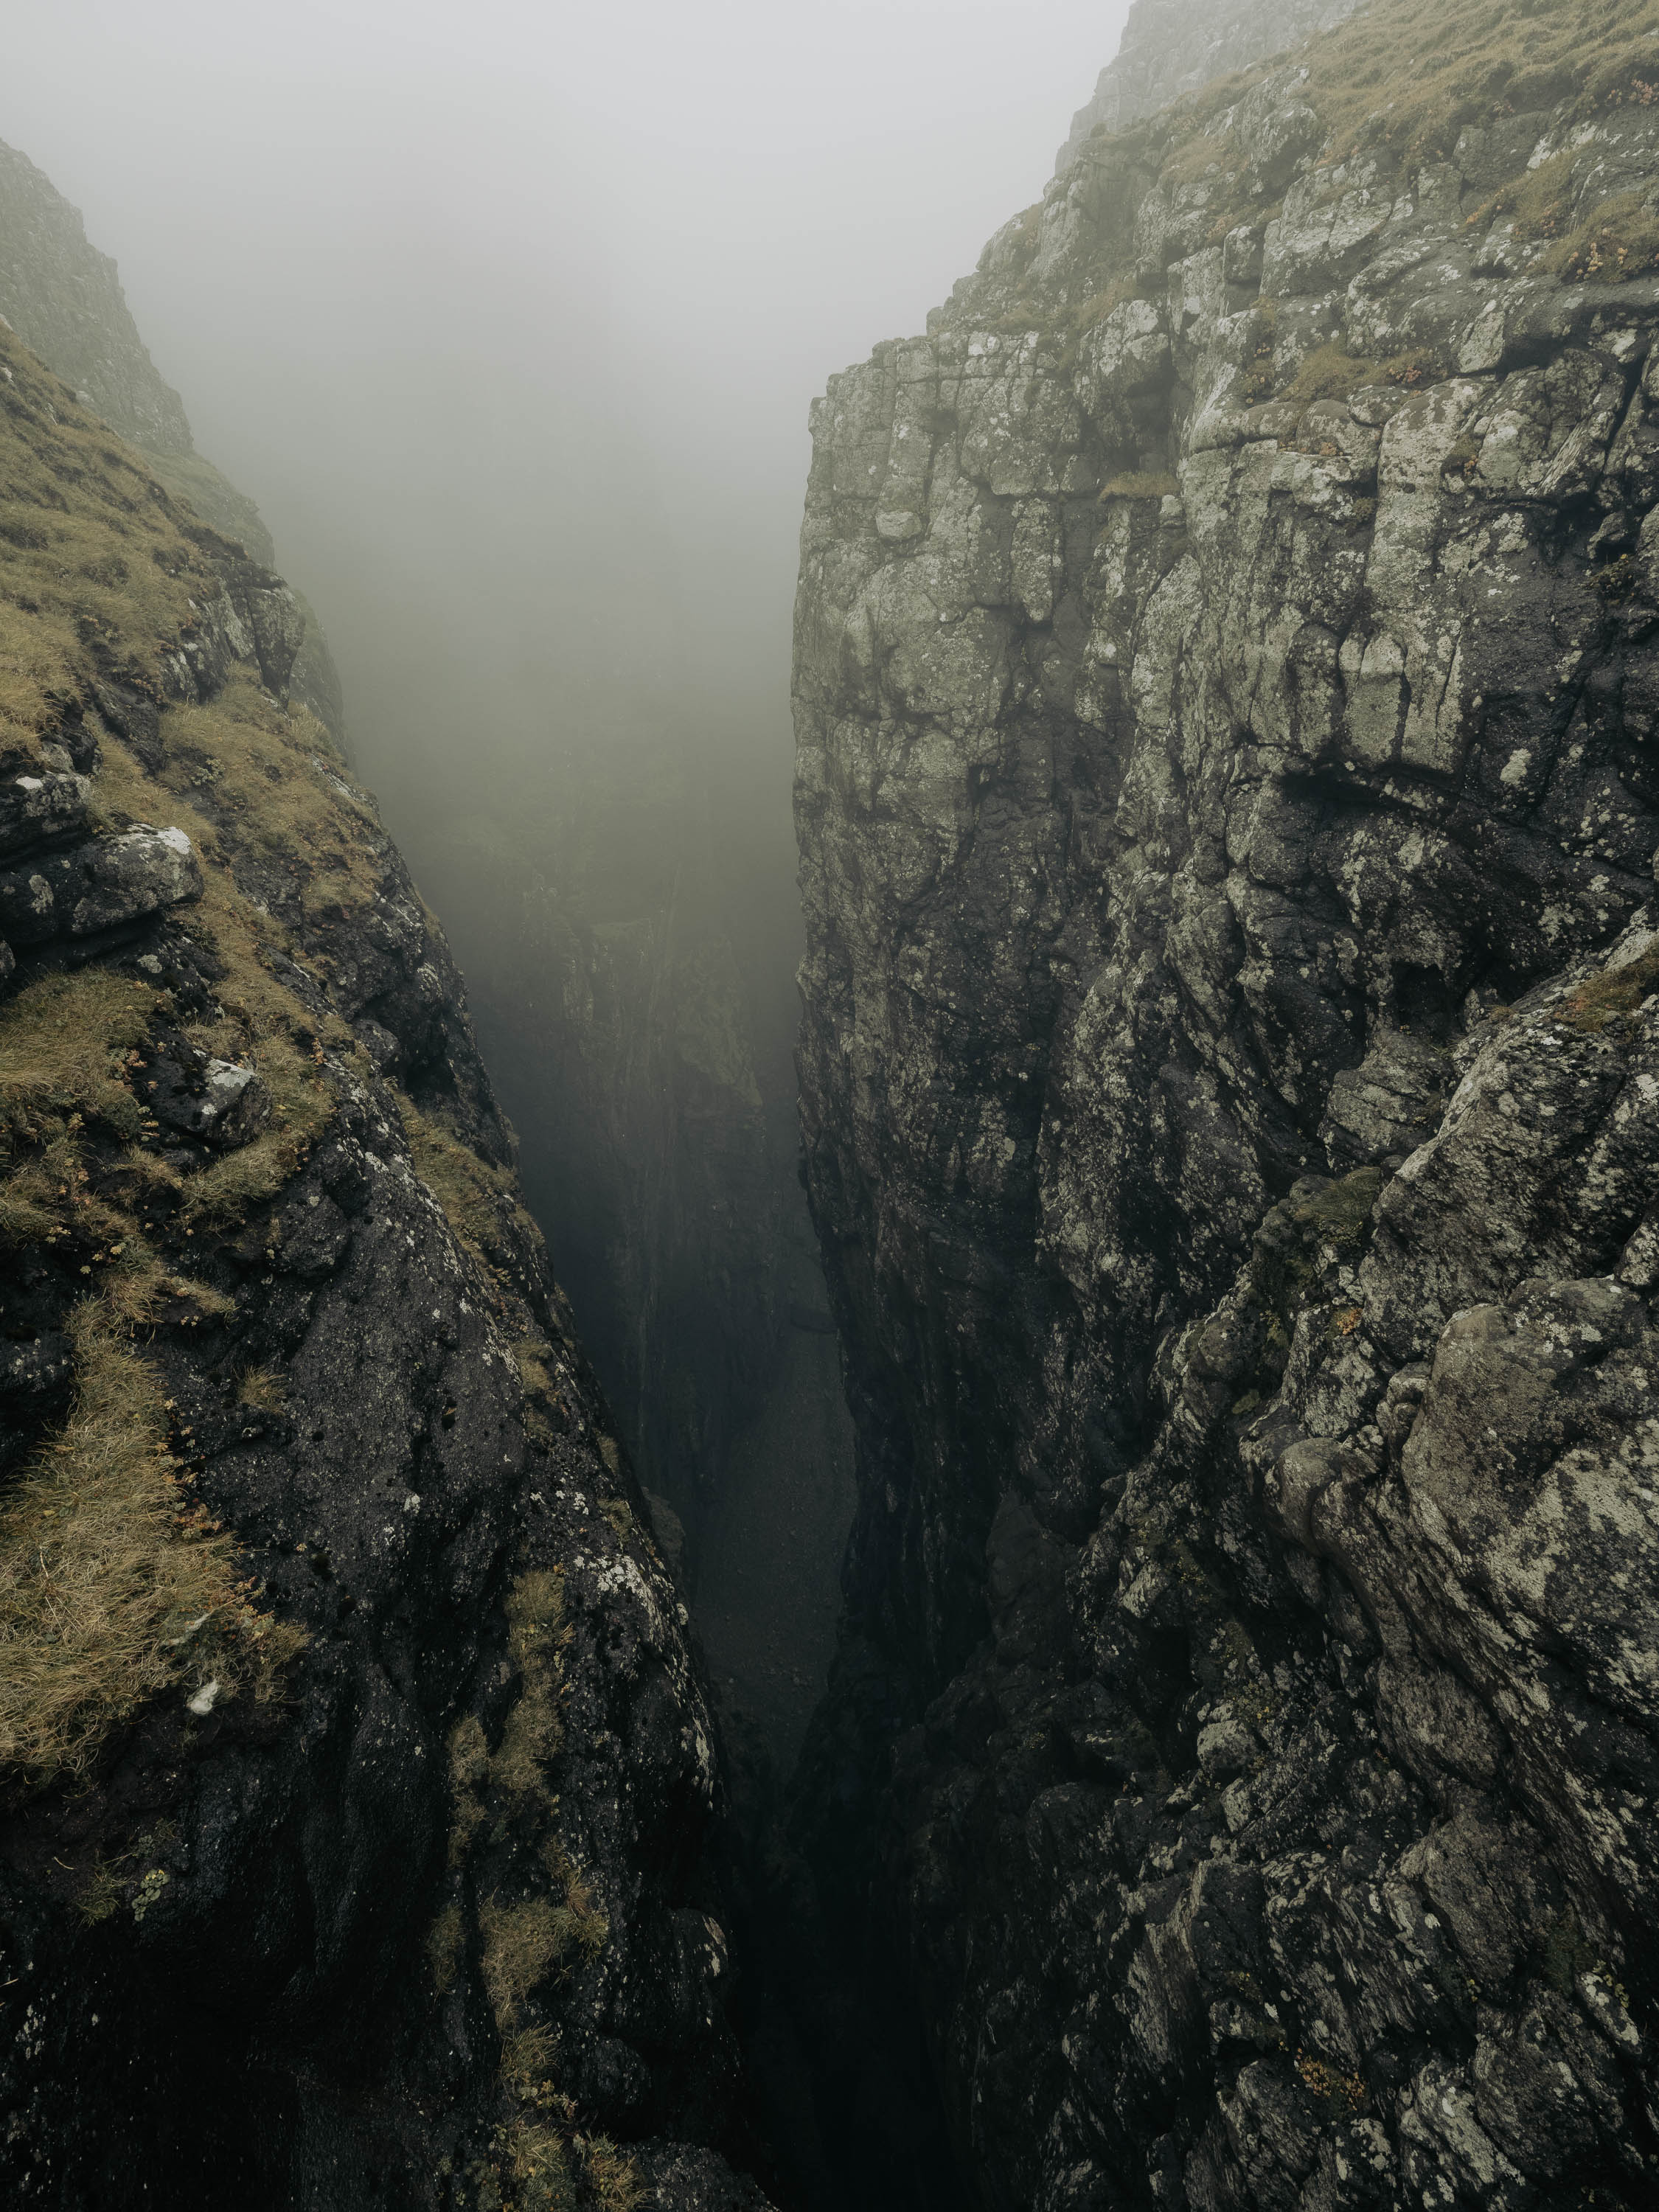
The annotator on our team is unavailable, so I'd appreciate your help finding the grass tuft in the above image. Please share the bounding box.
[1559,944,1659,1030]
[1098,471,1180,501]
[1280,346,1380,406]
[0,1301,305,1783]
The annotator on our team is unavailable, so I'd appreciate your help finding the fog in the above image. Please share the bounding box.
[2,0,1130,1680]
[4,0,1127,834]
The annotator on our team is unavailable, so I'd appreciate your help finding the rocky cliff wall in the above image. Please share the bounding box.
[1055,0,1363,175]
[792,0,1659,2201]
[0,139,344,738]
[0,327,773,2211]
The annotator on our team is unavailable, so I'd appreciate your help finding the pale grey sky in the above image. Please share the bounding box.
[1,0,1130,861]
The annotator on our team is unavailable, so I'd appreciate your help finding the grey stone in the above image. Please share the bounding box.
[0,824,201,945]
[790,18,1659,2205]
[0,767,91,860]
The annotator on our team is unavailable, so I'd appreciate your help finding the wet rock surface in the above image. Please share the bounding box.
[792,5,1659,2202]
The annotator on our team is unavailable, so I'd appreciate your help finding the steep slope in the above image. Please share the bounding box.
[0,134,853,1775]
[1056,0,1364,173]
[793,0,1659,2200]
[0,138,344,736]
[0,328,773,2211]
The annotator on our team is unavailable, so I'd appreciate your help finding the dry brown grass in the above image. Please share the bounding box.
[1280,347,1380,406]
[180,1034,334,1227]
[578,2138,645,2212]
[498,2118,577,2211]
[431,1565,633,2209]
[397,1095,515,1260]
[156,673,380,913]
[1098,471,1180,501]
[493,1569,568,1792]
[0,334,210,760]
[0,970,155,1146]
[1259,0,1659,173]
[235,1367,286,1414]
[0,1301,305,1782]
[0,973,240,1336]
[481,1894,571,2028]
[1077,0,1659,274]
[1559,943,1659,1030]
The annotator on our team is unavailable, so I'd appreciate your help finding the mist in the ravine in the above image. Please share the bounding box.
[1,0,1130,1749]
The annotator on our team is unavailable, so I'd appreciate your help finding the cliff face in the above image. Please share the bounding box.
[0,139,344,738]
[793,0,1659,2201]
[0,331,770,2210]
[1055,0,1363,174]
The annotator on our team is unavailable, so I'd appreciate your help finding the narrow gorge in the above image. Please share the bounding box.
[4,0,1659,2205]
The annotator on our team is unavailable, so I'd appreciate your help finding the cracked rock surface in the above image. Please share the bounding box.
[791,2,1659,2201]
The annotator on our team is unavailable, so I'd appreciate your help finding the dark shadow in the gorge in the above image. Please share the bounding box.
[391,726,962,2204]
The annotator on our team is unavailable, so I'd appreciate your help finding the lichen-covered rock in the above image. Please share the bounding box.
[792,0,1659,2199]
[0,769,91,861]
[0,822,203,945]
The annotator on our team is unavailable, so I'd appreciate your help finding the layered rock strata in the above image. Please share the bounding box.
[0,328,771,2209]
[793,0,1659,2200]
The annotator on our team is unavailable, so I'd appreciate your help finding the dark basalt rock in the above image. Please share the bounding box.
[790,6,1659,2203]
[0,823,203,946]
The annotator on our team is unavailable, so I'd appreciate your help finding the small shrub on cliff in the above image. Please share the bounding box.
[1594,554,1642,602]
[1548,192,1659,283]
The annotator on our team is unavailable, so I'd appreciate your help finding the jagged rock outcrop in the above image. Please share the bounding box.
[0,138,344,737]
[0,328,773,2208]
[1055,0,1363,174]
[793,0,1659,2200]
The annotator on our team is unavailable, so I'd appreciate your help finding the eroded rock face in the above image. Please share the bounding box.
[793,17,1659,2205]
